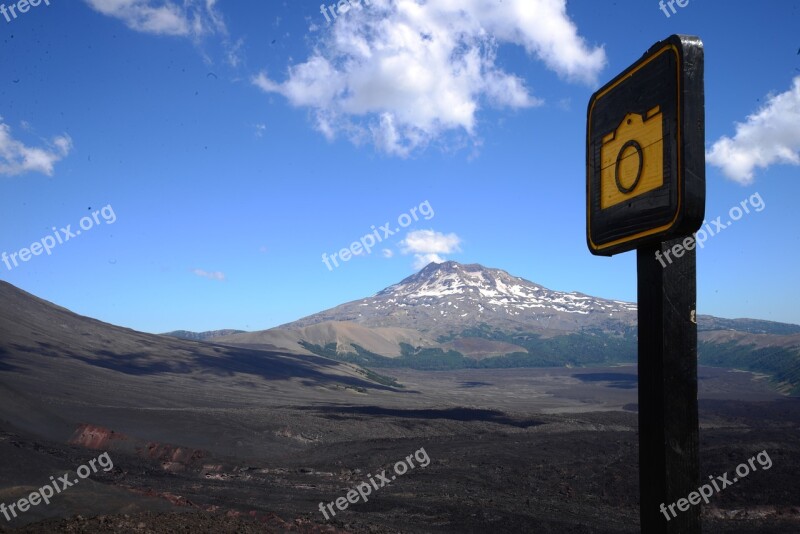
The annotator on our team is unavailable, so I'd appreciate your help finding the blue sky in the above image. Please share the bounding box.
[0,0,798,333]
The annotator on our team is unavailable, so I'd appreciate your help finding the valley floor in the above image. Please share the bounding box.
[1,367,798,533]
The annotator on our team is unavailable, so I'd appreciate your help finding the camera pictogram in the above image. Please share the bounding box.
[600,106,664,209]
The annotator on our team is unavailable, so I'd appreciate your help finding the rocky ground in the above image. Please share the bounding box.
[0,379,798,533]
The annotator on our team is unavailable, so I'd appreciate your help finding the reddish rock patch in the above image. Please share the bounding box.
[68,423,129,449]
[69,423,210,473]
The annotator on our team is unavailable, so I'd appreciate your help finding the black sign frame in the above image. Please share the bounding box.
[587,34,705,256]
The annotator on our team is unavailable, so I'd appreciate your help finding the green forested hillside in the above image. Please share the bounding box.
[300,329,800,395]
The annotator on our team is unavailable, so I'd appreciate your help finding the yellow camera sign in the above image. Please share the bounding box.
[586,35,705,256]
[600,106,663,209]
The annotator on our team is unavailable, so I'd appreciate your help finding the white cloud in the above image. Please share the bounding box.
[0,120,72,177]
[400,229,461,254]
[192,268,225,281]
[707,76,800,184]
[84,0,226,38]
[254,0,605,156]
[382,248,394,258]
[400,229,461,269]
[410,253,445,269]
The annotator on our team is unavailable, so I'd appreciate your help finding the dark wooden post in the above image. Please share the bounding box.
[637,238,700,533]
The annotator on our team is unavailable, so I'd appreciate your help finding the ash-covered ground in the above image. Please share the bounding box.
[1,366,798,533]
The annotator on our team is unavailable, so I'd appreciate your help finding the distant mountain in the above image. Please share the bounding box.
[285,261,639,335]
[218,261,800,394]
[163,329,246,342]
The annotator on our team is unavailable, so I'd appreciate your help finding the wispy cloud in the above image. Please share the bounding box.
[0,120,72,177]
[192,268,225,281]
[84,0,243,67]
[707,76,800,184]
[400,229,461,269]
[84,0,224,37]
[253,0,605,156]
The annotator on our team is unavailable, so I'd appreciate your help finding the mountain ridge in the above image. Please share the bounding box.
[216,261,800,393]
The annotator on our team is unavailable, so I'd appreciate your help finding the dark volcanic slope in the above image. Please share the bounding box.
[0,281,403,446]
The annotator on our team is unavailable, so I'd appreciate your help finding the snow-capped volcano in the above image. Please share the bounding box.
[284,261,638,336]
[216,261,800,371]
[379,261,636,315]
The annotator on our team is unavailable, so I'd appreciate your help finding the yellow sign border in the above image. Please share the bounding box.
[587,43,682,253]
